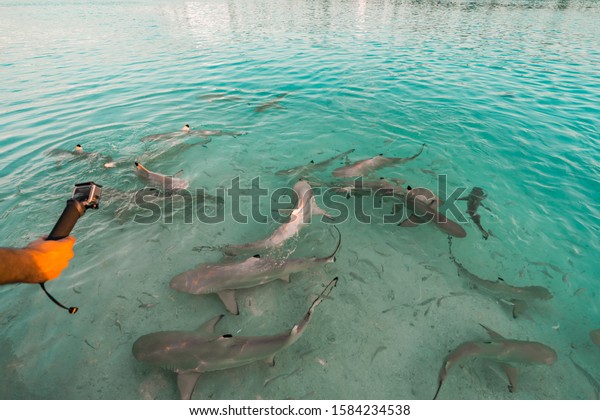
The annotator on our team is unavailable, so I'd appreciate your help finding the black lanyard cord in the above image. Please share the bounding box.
[40,283,78,314]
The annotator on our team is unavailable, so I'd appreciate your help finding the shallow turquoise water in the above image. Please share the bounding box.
[1,0,599,400]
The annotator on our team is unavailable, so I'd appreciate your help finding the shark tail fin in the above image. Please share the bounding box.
[402,144,426,162]
[325,226,342,261]
[294,278,337,336]
[433,380,443,400]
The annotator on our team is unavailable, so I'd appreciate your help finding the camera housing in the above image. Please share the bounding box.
[72,182,102,209]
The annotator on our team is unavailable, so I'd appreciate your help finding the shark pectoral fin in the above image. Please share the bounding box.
[499,363,519,393]
[338,186,351,195]
[197,314,224,335]
[510,300,528,319]
[311,199,333,220]
[177,372,201,400]
[217,290,239,315]
[280,274,291,283]
[424,197,437,207]
[399,219,418,227]
[479,324,506,341]
[289,208,301,222]
[276,208,294,216]
[265,354,276,367]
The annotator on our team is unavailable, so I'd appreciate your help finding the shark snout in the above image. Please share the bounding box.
[132,335,156,362]
[169,275,184,290]
[540,348,558,365]
[170,273,198,293]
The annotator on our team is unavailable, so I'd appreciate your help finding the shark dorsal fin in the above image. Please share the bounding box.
[196,314,224,334]
[479,324,505,341]
[177,372,201,400]
[173,169,184,178]
[217,290,239,315]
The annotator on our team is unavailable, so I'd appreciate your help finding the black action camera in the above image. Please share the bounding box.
[72,182,102,207]
[47,182,102,241]
[41,182,102,314]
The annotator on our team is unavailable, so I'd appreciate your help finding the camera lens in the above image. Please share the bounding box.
[72,187,91,202]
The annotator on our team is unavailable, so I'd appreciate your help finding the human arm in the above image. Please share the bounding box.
[0,236,75,285]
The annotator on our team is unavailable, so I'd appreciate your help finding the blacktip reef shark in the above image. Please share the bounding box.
[275,148,356,177]
[329,177,405,198]
[458,187,491,239]
[254,93,288,113]
[433,324,557,399]
[332,144,425,178]
[134,162,190,190]
[397,186,467,238]
[132,277,338,400]
[222,180,333,256]
[591,329,600,349]
[171,226,341,314]
[141,124,246,142]
[47,144,115,166]
[448,237,552,318]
